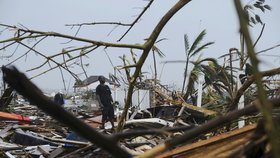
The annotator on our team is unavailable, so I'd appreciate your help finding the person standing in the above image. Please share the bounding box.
[54,90,64,106]
[96,76,115,129]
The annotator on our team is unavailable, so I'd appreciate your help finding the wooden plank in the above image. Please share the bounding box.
[181,101,217,117]
[44,137,91,146]
[156,124,256,158]
[185,133,253,158]
[48,147,65,158]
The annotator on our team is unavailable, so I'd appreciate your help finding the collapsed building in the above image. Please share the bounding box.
[0,67,280,158]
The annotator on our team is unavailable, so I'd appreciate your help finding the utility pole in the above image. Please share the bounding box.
[237,70,245,128]
[197,74,204,107]
[230,48,245,128]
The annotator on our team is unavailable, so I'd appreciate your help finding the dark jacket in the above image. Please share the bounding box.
[54,93,64,106]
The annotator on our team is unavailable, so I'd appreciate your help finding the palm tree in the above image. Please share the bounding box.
[200,60,235,113]
[183,57,235,112]
[152,42,166,85]
[183,57,218,101]
[201,60,233,96]
[181,30,214,95]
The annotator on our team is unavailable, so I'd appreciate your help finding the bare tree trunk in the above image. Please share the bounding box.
[117,0,192,132]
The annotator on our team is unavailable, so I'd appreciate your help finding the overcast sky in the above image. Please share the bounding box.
[0,0,279,92]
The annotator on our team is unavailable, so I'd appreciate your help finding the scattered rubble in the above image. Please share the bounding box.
[1,96,272,158]
[0,90,217,157]
[1,67,279,158]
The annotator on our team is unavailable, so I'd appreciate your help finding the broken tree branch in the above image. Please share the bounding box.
[117,0,192,132]
[118,0,155,41]
[111,125,195,141]
[236,0,278,156]
[228,67,280,111]
[2,66,131,158]
[65,0,155,42]
[16,41,80,81]
[136,97,280,158]
[0,24,144,50]
[253,23,265,48]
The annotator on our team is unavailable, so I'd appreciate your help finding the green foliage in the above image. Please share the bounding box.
[182,29,214,95]
[183,57,220,100]
[244,0,272,26]
[192,42,215,56]
[153,38,166,58]
[189,29,207,56]
[184,34,189,55]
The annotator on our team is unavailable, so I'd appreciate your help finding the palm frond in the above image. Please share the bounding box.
[189,29,206,54]
[200,65,217,81]
[184,34,189,56]
[196,57,218,66]
[152,45,165,58]
[190,42,214,58]
[184,67,200,99]
[212,82,230,94]
[217,69,232,88]
[119,54,131,65]
[212,84,224,96]
[155,38,168,44]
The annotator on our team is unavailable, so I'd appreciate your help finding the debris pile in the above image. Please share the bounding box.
[0,97,213,157]
[1,67,279,158]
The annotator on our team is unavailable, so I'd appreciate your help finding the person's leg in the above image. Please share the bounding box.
[100,108,107,129]
[108,106,115,129]
[101,121,105,129]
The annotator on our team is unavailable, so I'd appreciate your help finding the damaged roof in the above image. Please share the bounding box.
[73,75,119,88]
